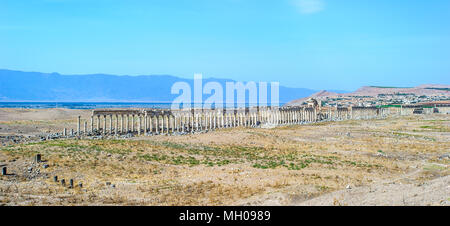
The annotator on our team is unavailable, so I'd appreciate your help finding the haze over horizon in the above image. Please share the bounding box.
[1,0,450,90]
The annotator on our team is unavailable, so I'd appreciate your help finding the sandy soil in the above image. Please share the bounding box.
[0,108,91,136]
[0,108,449,206]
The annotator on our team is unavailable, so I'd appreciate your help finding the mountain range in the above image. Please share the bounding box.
[0,69,330,103]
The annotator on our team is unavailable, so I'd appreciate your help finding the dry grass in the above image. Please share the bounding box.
[0,114,448,205]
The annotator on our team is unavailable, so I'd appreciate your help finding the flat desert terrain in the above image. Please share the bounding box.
[0,108,449,205]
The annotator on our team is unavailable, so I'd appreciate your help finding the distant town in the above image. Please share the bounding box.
[288,85,450,108]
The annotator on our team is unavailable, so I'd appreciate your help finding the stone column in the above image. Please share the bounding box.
[90,115,94,133]
[303,109,306,122]
[174,114,180,132]
[163,115,167,134]
[172,115,176,133]
[195,114,199,131]
[165,115,169,134]
[184,114,187,132]
[225,113,228,128]
[109,115,113,134]
[131,115,135,132]
[160,115,164,134]
[155,115,159,135]
[103,115,106,134]
[232,113,236,127]
[180,114,184,133]
[77,116,81,135]
[144,113,148,135]
[149,115,153,134]
[203,113,207,131]
[120,114,124,133]
[199,113,203,131]
[138,115,142,135]
[209,113,213,130]
[97,115,100,131]
[126,115,130,133]
[274,110,280,125]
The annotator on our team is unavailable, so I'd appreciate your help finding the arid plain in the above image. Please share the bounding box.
[0,108,449,205]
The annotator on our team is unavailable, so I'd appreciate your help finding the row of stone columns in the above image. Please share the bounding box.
[70,106,388,137]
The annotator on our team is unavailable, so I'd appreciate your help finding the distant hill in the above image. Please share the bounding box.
[286,84,450,106]
[350,85,450,97]
[286,90,339,106]
[0,69,317,104]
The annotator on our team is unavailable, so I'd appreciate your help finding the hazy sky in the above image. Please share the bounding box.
[1,0,449,90]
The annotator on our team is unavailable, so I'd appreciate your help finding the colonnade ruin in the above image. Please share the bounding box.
[59,103,449,138]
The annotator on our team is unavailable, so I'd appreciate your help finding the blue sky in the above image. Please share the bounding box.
[1,0,449,91]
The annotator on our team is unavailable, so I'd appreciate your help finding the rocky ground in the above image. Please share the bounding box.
[0,108,449,205]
